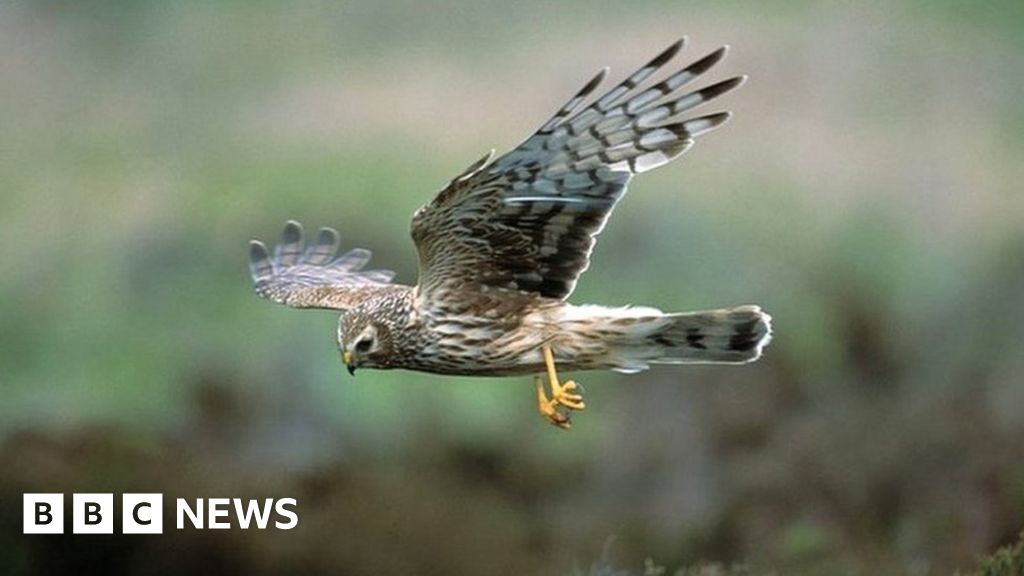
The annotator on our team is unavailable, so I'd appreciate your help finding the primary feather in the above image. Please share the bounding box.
[411,38,745,302]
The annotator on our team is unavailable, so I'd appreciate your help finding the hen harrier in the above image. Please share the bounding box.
[249,39,772,429]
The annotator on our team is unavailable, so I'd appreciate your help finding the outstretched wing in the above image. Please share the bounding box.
[411,38,744,301]
[249,220,397,310]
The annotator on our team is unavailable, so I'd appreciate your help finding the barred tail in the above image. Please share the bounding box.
[646,305,772,365]
[555,304,772,373]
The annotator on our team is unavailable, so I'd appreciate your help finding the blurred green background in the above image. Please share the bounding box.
[2,1,1023,574]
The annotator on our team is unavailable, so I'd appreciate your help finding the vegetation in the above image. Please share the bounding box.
[968,532,1024,576]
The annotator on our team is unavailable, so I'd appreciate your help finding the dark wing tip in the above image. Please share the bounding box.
[248,240,272,282]
[578,67,610,97]
[248,239,268,256]
[281,220,303,242]
[687,45,730,77]
[707,110,733,124]
[700,75,747,102]
[274,220,305,266]
[651,38,687,68]
[696,110,732,130]
[312,226,340,246]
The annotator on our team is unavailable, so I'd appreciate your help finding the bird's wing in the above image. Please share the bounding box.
[249,220,398,310]
[410,38,744,302]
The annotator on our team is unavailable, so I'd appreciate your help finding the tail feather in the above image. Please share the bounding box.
[553,303,772,373]
[646,305,772,365]
[590,305,772,373]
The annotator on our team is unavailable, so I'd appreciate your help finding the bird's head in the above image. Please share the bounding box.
[337,309,392,375]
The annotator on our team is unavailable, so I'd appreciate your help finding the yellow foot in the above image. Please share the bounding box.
[551,378,585,411]
[536,376,571,430]
[533,344,587,430]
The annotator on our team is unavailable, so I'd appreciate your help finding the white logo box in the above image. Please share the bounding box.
[23,493,164,534]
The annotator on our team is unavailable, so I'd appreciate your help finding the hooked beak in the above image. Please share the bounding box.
[342,351,356,376]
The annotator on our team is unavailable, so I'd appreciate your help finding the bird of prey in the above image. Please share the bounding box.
[249,38,772,429]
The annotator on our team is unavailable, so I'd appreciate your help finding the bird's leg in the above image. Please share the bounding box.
[535,375,571,430]
[533,345,586,430]
[542,344,586,411]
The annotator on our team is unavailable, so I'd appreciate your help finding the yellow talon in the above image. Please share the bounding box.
[534,344,586,429]
[555,380,586,410]
[535,376,571,429]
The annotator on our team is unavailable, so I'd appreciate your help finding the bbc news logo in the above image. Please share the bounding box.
[24,494,298,534]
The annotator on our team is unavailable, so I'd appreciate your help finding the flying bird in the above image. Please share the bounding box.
[249,38,772,429]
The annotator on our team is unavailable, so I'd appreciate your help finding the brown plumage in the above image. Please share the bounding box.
[248,38,772,427]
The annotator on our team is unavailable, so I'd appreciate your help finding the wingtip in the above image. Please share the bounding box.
[651,38,686,68]
[677,111,733,139]
[685,45,729,78]
[580,67,609,95]
[702,111,733,128]
[281,219,303,241]
[711,111,733,126]
[247,240,272,280]
[312,226,341,248]
[248,239,268,260]
[697,76,747,105]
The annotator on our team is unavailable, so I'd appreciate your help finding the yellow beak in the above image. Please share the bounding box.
[342,350,356,375]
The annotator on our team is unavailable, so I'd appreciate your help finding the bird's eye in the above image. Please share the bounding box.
[355,338,373,353]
